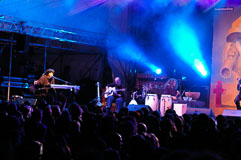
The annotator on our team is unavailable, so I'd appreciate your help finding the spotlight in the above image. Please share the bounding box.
[155,68,162,75]
[194,59,208,77]
[168,21,209,78]
[182,76,187,80]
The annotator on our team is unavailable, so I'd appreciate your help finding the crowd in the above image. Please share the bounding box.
[0,94,241,160]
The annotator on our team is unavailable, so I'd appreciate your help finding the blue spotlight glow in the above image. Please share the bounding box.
[194,59,207,76]
[155,68,162,74]
[168,20,208,77]
[110,37,161,73]
[149,64,160,73]
[117,40,147,63]
[182,76,187,80]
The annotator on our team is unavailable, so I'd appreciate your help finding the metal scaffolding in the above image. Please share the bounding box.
[0,15,107,101]
[0,15,107,48]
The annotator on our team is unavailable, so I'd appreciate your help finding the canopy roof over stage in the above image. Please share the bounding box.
[0,0,239,34]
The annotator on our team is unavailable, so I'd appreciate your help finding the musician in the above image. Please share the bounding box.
[105,77,125,112]
[34,68,55,88]
[234,78,241,110]
[32,69,56,101]
[163,78,180,101]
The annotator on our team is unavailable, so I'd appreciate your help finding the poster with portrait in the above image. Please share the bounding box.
[210,5,241,113]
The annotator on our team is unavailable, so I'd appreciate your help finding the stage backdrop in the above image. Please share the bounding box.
[210,5,241,114]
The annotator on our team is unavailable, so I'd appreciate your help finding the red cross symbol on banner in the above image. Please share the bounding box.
[213,81,226,107]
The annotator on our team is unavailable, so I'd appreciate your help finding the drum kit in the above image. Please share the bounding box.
[143,94,173,116]
[133,83,173,116]
[129,77,202,116]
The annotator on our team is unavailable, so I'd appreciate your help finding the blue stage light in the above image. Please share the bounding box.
[182,76,187,80]
[194,59,208,77]
[111,38,163,74]
[168,20,209,77]
[155,68,162,74]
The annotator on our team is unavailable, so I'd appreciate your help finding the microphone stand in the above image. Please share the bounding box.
[54,76,72,85]
[53,76,76,102]
[89,82,102,107]
[96,82,102,107]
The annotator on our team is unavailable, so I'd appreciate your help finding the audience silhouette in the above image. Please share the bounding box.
[0,94,240,160]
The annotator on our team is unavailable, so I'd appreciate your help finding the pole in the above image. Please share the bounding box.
[44,40,47,72]
[96,82,102,107]
[7,34,13,101]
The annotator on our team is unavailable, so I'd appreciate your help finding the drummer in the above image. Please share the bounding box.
[163,78,180,100]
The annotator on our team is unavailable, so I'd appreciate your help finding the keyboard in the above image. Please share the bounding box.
[50,84,80,91]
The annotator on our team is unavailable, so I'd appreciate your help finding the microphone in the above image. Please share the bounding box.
[53,76,62,81]
[53,76,72,84]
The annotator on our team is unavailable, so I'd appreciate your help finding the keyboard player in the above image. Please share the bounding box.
[33,69,56,99]
[34,68,55,88]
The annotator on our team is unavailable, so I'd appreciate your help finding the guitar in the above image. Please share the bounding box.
[104,86,126,98]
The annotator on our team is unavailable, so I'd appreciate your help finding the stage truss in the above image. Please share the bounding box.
[0,15,107,51]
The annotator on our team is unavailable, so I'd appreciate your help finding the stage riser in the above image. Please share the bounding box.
[222,109,241,118]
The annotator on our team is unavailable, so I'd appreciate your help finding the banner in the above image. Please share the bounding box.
[210,5,241,112]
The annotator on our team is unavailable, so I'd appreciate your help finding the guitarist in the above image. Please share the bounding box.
[106,77,126,112]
